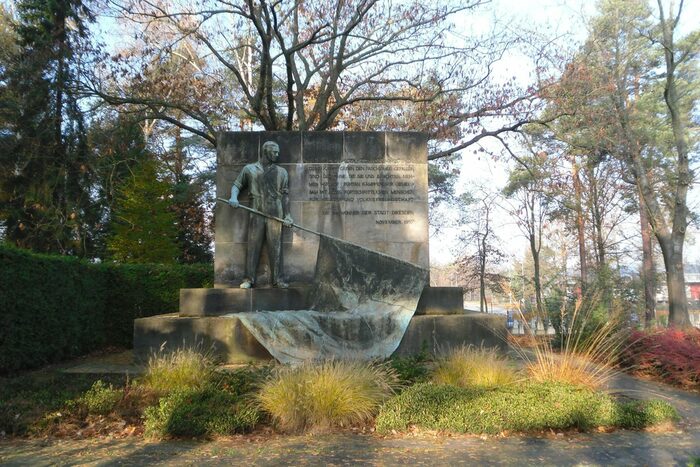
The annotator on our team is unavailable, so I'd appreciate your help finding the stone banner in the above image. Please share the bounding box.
[215,131,429,287]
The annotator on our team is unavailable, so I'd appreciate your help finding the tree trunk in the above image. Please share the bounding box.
[573,161,587,294]
[639,194,656,327]
[658,236,690,327]
[530,234,544,317]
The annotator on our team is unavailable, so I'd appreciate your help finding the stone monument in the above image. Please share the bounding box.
[133,131,505,363]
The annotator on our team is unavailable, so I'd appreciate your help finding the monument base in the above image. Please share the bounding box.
[133,310,506,364]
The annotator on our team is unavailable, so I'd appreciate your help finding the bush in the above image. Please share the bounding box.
[614,399,680,429]
[76,380,123,415]
[619,328,700,390]
[0,244,211,373]
[389,348,430,385]
[431,346,518,389]
[141,348,214,394]
[143,387,260,439]
[375,382,678,435]
[257,360,399,433]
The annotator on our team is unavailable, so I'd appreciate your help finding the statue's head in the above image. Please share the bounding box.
[262,141,280,163]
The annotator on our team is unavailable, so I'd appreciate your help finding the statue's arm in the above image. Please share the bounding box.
[229,167,248,207]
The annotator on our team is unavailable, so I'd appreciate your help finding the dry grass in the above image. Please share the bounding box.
[513,298,626,390]
[140,346,214,394]
[432,346,519,389]
[256,360,399,433]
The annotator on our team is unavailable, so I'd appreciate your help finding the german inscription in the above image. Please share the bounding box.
[306,164,417,203]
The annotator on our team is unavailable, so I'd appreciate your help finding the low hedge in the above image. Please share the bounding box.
[0,245,212,373]
[376,382,678,434]
[619,328,700,390]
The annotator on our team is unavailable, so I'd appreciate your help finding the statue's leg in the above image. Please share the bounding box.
[266,218,283,286]
[245,214,266,286]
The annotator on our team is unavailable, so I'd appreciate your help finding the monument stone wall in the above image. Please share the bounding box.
[215,131,429,286]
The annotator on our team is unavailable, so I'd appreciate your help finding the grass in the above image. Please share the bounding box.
[375,381,679,435]
[140,347,214,394]
[256,360,399,433]
[513,298,627,389]
[432,346,518,389]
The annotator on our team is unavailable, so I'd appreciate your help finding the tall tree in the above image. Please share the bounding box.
[456,190,506,313]
[547,0,698,327]
[503,152,554,317]
[0,0,95,255]
[644,0,698,327]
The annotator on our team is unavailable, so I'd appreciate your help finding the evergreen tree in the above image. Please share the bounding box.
[88,111,152,258]
[107,159,179,264]
[0,0,94,255]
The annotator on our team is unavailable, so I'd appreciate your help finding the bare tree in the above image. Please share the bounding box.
[84,0,556,157]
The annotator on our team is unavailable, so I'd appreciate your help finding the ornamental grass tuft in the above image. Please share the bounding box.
[140,346,214,394]
[256,360,399,433]
[432,346,518,389]
[514,296,627,389]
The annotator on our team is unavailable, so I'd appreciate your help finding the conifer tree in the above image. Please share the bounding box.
[107,159,179,264]
[0,0,94,255]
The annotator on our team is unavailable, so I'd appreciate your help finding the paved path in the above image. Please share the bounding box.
[1,373,699,466]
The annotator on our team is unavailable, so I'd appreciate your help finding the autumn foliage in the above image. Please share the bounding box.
[620,328,700,390]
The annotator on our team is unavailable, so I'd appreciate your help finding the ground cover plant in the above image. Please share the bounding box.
[375,381,678,435]
[0,345,682,440]
[619,328,700,391]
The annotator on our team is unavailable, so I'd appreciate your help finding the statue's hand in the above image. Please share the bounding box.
[228,198,239,208]
[283,215,293,228]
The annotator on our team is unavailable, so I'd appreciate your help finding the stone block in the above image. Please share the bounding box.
[133,314,272,363]
[301,201,345,239]
[393,313,507,357]
[414,287,464,315]
[215,242,247,286]
[386,132,428,163]
[343,132,385,162]
[217,132,259,165]
[283,239,319,283]
[179,287,310,316]
[302,131,343,163]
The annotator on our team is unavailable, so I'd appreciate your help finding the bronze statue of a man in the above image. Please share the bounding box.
[229,141,293,288]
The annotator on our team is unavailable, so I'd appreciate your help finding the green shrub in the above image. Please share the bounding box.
[390,348,430,385]
[141,348,214,394]
[0,244,211,373]
[257,360,399,433]
[143,387,260,439]
[432,346,518,389]
[76,380,123,415]
[614,399,680,429]
[215,364,272,398]
[376,382,678,434]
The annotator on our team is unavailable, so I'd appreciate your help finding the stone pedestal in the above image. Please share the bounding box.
[133,286,506,363]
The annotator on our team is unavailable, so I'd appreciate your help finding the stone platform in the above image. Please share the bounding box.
[133,286,506,363]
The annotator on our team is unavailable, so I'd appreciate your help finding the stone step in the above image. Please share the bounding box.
[179,287,310,317]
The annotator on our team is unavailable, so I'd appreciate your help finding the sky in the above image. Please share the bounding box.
[429,0,700,269]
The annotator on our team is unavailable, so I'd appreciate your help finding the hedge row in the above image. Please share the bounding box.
[0,245,212,373]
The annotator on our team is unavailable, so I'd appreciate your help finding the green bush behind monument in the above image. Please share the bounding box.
[0,245,212,373]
